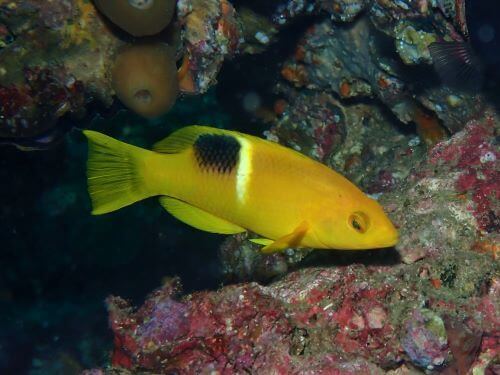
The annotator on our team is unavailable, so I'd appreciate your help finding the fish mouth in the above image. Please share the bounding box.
[374,232,399,248]
[362,227,399,249]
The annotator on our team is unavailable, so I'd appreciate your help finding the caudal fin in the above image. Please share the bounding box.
[84,130,154,215]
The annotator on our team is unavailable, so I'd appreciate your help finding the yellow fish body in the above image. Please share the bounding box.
[84,126,398,252]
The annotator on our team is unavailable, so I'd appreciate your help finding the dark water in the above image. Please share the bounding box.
[0,95,227,373]
[0,23,295,370]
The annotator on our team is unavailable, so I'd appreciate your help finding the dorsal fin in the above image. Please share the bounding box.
[153,125,227,153]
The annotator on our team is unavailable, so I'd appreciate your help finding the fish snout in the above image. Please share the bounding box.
[380,224,399,247]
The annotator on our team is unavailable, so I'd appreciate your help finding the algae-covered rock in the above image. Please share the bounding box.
[394,22,437,65]
[402,309,448,370]
[89,258,498,373]
[3,1,499,373]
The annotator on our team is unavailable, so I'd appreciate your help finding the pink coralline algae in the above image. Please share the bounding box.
[93,261,499,374]
[367,170,397,194]
[104,267,393,373]
[389,113,499,264]
[107,278,291,373]
[0,67,85,138]
[429,118,499,234]
[273,267,400,366]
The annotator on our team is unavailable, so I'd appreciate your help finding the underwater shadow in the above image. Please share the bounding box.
[482,83,500,115]
[297,246,401,269]
[216,14,323,135]
[251,247,402,286]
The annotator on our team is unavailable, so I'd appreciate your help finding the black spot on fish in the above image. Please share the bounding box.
[194,134,240,174]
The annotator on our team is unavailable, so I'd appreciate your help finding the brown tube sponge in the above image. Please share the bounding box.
[111,43,179,118]
[94,0,176,36]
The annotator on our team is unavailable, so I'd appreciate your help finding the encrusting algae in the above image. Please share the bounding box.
[111,43,179,119]
[84,126,398,253]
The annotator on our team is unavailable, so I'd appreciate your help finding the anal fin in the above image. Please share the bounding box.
[159,196,246,234]
[249,238,273,246]
[261,222,309,254]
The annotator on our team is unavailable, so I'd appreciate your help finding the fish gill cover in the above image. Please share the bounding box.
[0,0,498,374]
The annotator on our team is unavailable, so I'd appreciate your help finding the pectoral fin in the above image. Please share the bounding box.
[260,222,309,254]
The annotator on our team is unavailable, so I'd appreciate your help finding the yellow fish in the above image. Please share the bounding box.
[84,126,398,253]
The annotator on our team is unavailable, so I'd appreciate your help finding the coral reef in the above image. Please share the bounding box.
[91,250,497,373]
[2,0,498,373]
[0,0,244,137]
[278,16,481,136]
[392,116,499,264]
[83,97,499,374]
[85,1,499,371]
[1,0,492,139]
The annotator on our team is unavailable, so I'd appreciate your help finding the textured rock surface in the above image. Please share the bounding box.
[391,116,499,264]
[4,0,497,373]
[0,0,494,145]
[0,0,114,139]
[278,16,483,136]
[91,253,498,373]
[0,0,243,145]
[90,3,499,370]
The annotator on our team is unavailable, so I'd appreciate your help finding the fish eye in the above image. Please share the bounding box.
[348,212,369,233]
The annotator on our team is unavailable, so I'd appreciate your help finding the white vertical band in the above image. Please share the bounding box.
[236,136,252,204]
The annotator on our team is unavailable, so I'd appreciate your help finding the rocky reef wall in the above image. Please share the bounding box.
[0,0,498,373]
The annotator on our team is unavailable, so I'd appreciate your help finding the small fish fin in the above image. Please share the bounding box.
[261,222,309,254]
[84,130,153,215]
[159,196,246,234]
[428,41,483,90]
[153,125,227,153]
[249,238,274,246]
